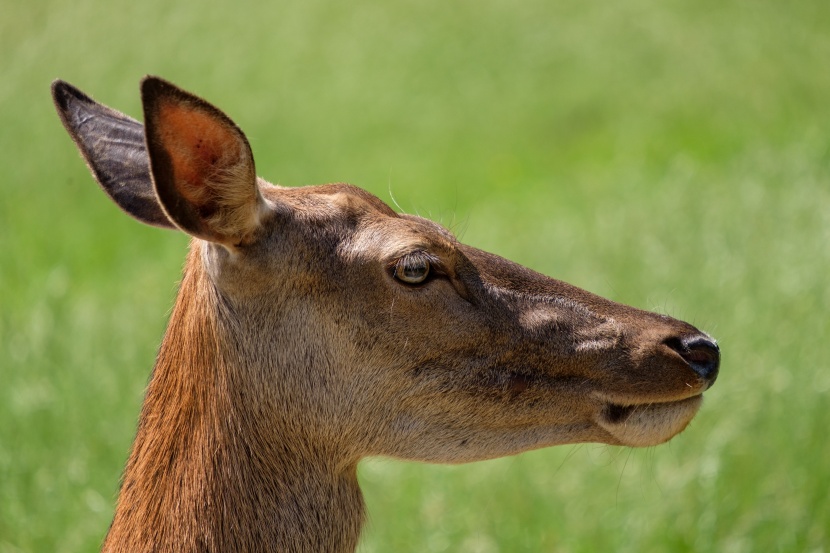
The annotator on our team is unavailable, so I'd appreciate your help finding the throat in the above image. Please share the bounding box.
[102,247,365,553]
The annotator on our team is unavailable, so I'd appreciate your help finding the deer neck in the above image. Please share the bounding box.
[103,246,365,553]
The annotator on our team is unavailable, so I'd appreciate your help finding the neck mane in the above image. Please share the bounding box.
[103,245,365,553]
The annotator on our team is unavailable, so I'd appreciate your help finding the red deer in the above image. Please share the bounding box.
[52,77,719,553]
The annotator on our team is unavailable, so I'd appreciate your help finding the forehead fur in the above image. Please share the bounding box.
[262,183,398,219]
[261,182,458,261]
[341,214,458,262]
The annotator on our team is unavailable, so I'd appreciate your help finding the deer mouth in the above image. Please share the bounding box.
[596,394,704,447]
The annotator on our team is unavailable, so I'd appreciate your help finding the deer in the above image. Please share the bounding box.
[52,76,720,553]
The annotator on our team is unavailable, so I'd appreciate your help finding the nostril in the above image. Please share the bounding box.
[666,335,720,384]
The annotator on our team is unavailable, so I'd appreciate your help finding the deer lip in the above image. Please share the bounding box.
[594,394,704,447]
[600,394,703,424]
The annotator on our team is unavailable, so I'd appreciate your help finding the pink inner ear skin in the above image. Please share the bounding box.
[156,101,240,204]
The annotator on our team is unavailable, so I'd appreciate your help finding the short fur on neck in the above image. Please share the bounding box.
[103,246,364,553]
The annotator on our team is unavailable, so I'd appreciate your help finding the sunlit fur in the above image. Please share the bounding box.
[53,77,718,553]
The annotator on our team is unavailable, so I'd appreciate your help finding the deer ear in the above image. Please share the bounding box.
[141,76,266,245]
[51,80,174,229]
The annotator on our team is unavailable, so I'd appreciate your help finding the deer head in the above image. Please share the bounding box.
[53,77,719,552]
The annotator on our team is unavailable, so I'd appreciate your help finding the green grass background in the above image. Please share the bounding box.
[2,0,829,551]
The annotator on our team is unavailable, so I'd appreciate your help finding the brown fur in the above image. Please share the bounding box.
[52,77,720,552]
[104,251,364,552]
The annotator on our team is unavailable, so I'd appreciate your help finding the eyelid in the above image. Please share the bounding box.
[387,250,444,273]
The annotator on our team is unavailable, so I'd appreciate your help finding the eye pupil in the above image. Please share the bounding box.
[395,254,431,284]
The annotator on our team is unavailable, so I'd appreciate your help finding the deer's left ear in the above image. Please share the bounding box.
[141,76,266,246]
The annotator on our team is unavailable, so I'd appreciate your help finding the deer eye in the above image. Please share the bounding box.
[394,253,431,284]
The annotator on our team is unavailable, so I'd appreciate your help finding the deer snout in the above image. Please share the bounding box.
[665,335,720,387]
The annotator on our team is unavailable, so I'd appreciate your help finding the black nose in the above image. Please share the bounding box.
[667,335,720,385]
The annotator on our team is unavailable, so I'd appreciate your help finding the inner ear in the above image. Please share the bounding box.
[142,77,264,245]
[155,102,244,208]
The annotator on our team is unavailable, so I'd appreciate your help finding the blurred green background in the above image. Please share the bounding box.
[1,0,829,551]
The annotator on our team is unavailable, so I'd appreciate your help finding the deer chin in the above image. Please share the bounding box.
[595,394,703,447]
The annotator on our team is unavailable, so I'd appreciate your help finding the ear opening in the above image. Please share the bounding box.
[51,79,174,229]
[141,76,266,246]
